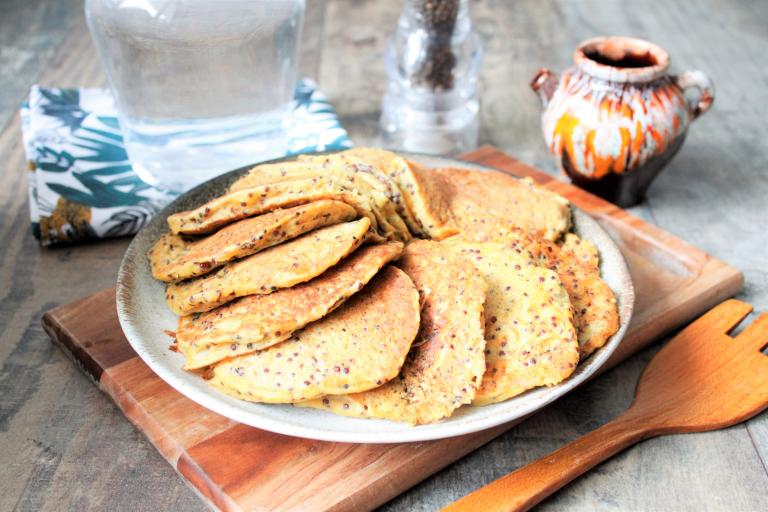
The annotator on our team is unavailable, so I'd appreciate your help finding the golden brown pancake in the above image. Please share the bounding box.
[208,266,420,403]
[430,168,571,242]
[485,229,619,357]
[560,233,600,269]
[149,200,356,282]
[298,240,487,424]
[176,242,404,369]
[549,247,618,357]
[165,218,370,315]
[229,156,411,242]
[442,239,579,404]
[356,152,457,239]
[337,148,423,236]
[166,177,386,241]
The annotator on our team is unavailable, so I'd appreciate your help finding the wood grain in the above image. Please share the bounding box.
[42,147,744,512]
[446,300,768,512]
[2,1,768,511]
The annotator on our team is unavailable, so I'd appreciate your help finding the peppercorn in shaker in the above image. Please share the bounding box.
[381,0,483,154]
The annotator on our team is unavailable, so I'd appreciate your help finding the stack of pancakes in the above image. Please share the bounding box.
[148,148,619,425]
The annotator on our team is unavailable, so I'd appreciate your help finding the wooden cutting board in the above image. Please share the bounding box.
[42,146,742,512]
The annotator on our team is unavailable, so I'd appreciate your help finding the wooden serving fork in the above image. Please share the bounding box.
[445,299,768,512]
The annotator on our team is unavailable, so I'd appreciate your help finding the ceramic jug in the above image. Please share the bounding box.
[531,36,714,206]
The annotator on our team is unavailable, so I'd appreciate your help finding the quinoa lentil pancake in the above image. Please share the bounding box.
[441,240,579,405]
[488,228,618,357]
[230,156,412,242]
[298,240,487,425]
[232,153,407,228]
[208,266,420,403]
[165,218,370,315]
[560,233,600,269]
[231,154,395,202]
[549,246,618,357]
[335,148,423,236]
[149,200,356,283]
[176,242,404,369]
[303,151,418,240]
[166,177,386,241]
[399,160,458,240]
[352,149,456,240]
[227,161,323,191]
[430,167,572,242]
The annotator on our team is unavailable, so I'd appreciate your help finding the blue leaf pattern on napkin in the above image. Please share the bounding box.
[20,79,352,246]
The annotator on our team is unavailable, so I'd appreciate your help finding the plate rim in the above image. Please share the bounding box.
[116,151,635,443]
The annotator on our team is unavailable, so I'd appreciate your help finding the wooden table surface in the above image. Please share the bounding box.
[1,1,766,510]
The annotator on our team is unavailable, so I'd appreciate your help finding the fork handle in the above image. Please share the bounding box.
[443,412,653,512]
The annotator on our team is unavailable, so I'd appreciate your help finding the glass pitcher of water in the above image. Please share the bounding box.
[86,0,305,192]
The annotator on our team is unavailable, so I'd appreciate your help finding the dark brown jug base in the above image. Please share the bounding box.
[563,134,687,208]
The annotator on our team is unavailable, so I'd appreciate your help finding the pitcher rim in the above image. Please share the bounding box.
[574,36,670,84]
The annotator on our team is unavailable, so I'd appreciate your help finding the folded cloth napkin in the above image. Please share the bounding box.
[20,79,352,246]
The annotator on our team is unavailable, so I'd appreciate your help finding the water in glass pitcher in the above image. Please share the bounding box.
[86,0,306,192]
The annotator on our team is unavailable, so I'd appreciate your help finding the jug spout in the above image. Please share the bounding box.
[530,68,559,109]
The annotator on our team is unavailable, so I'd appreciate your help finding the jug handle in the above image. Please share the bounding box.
[530,68,559,109]
[673,70,714,121]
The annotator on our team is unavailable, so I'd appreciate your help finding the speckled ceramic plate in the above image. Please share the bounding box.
[116,152,634,443]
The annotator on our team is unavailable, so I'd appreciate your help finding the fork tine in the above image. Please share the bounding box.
[692,299,753,335]
[735,312,768,351]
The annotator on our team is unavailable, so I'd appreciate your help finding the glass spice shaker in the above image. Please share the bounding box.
[381,0,483,154]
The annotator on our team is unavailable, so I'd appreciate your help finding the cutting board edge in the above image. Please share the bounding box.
[42,309,103,385]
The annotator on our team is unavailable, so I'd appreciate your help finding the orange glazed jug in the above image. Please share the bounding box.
[531,36,713,207]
